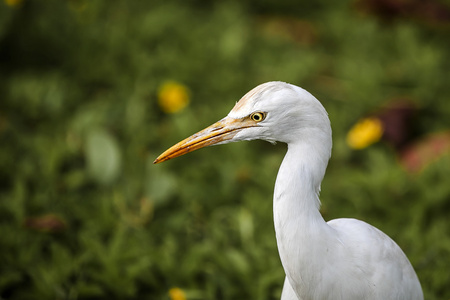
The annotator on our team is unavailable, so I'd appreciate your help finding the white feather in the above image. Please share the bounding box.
[227,82,423,300]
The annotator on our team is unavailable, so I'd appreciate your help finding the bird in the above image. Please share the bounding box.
[154,82,423,300]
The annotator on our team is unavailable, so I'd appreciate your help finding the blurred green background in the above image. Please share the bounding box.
[1,0,450,299]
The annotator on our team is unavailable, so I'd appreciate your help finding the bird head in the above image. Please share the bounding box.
[154,81,331,164]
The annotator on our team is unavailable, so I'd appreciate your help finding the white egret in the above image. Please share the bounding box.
[154,82,423,300]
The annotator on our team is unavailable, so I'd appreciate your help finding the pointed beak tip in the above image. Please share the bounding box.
[153,157,165,164]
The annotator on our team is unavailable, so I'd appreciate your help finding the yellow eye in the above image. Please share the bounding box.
[250,112,266,122]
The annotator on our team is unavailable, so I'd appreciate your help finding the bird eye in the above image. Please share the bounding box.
[250,112,266,122]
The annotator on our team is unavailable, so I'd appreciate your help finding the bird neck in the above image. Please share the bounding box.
[273,139,334,292]
[274,138,330,218]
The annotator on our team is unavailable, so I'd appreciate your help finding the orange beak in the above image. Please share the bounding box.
[154,116,256,164]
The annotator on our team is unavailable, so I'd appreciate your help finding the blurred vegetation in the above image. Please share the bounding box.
[1,0,449,299]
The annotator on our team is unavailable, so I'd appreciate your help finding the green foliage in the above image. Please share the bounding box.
[1,0,449,299]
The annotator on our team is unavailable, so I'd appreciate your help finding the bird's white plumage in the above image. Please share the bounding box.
[156,81,423,300]
[227,82,422,300]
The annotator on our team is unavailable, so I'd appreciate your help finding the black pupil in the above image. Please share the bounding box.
[254,114,260,120]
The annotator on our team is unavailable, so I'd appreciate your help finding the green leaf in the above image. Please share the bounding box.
[85,128,122,185]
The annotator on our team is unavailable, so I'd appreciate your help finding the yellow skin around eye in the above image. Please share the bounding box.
[251,112,266,122]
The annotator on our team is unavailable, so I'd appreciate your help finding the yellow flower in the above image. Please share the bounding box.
[168,287,186,300]
[346,117,384,150]
[158,81,190,114]
[4,0,23,6]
